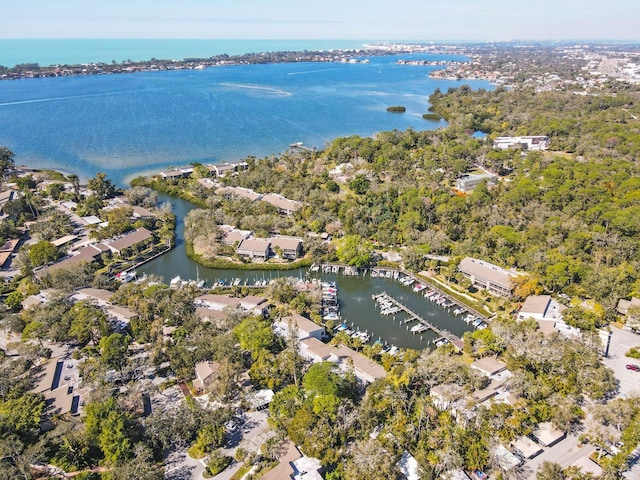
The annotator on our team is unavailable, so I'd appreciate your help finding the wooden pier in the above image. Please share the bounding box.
[373,292,464,349]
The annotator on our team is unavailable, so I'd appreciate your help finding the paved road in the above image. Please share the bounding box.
[603,327,640,398]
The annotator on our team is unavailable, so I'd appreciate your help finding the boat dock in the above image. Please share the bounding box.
[372,292,464,350]
[289,142,315,152]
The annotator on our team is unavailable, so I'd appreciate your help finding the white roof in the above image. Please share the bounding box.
[398,451,420,480]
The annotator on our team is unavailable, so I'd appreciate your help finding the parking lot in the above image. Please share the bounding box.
[603,327,640,398]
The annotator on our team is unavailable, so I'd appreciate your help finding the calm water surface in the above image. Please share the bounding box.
[0,54,489,185]
[141,193,471,350]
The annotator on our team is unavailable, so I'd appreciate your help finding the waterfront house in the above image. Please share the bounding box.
[493,135,549,151]
[210,162,248,177]
[36,243,110,278]
[458,257,519,298]
[219,225,252,246]
[298,337,387,384]
[236,237,271,260]
[270,235,303,259]
[194,294,269,316]
[274,314,325,341]
[260,193,301,216]
[160,169,189,180]
[107,227,153,257]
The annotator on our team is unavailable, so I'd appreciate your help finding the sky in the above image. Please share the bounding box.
[2,0,639,42]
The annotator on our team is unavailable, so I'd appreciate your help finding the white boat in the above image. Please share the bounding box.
[410,324,428,334]
[323,312,340,321]
[413,283,427,293]
[170,275,182,288]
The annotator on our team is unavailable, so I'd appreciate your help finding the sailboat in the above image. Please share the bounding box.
[195,265,205,288]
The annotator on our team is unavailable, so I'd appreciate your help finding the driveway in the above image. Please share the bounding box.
[603,327,640,398]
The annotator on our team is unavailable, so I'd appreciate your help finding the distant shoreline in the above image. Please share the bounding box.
[0,43,466,81]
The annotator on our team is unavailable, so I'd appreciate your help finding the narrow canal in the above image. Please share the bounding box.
[141,193,474,350]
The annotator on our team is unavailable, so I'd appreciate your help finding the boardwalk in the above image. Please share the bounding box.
[373,292,464,349]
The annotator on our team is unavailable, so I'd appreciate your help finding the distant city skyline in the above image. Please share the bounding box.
[3,0,639,41]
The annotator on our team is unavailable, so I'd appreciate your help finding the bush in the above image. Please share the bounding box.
[625,347,640,359]
[205,450,233,477]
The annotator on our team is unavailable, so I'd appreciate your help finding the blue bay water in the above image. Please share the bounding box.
[0,53,490,186]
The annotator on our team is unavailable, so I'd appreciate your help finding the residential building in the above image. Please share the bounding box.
[30,359,80,417]
[455,173,497,192]
[298,337,386,384]
[274,314,325,341]
[458,257,519,298]
[518,295,565,322]
[533,422,566,447]
[471,357,508,377]
[215,185,262,202]
[107,227,153,256]
[493,135,550,151]
[616,296,640,316]
[511,436,543,460]
[493,444,521,471]
[260,440,322,480]
[219,225,252,245]
[261,193,301,215]
[237,237,270,260]
[193,360,221,392]
[270,235,303,259]
[194,294,269,316]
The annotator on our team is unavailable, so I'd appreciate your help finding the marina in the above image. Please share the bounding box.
[373,292,464,349]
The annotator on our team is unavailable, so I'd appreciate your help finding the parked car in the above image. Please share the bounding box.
[224,421,237,433]
[625,364,640,371]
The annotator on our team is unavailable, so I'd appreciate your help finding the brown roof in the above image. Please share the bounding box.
[261,193,301,212]
[301,337,335,361]
[279,314,324,336]
[195,307,228,321]
[195,360,220,382]
[216,186,262,201]
[108,227,152,252]
[0,251,11,267]
[222,230,249,245]
[520,295,551,316]
[237,237,270,253]
[459,257,515,290]
[335,346,387,382]
[75,287,113,304]
[259,441,301,480]
[471,357,507,376]
[270,236,302,251]
[0,238,20,252]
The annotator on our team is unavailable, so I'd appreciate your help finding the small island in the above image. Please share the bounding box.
[386,105,406,112]
[422,112,441,121]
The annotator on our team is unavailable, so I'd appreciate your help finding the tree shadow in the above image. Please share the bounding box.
[165,465,196,480]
